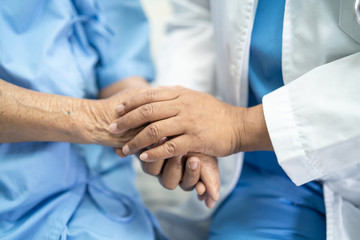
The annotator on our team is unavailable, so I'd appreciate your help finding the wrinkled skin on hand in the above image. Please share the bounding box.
[87,87,149,148]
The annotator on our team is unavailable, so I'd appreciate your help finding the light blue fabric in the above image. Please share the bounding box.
[0,1,162,239]
[209,0,326,239]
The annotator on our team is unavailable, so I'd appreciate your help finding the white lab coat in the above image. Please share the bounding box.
[155,0,360,239]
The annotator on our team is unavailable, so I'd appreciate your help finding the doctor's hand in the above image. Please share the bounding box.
[138,152,220,208]
[110,86,273,161]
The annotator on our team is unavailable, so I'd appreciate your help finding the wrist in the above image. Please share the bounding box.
[229,105,247,154]
[241,104,273,152]
[99,77,150,99]
[78,98,115,145]
[52,98,99,144]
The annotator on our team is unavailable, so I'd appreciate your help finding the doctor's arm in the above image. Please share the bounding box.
[109,86,273,159]
[262,52,360,185]
[111,52,360,187]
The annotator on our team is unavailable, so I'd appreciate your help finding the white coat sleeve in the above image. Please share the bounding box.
[155,0,215,94]
[263,52,360,186]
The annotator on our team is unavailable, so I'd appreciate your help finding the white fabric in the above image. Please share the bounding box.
[156,0,360,239]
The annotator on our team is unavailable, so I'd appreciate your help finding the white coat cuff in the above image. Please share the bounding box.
[263,86,322,186]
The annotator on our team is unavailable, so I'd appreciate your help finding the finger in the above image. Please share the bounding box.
[205,196,217,208]
[141,159,165,176]
[139,135,192,162]
[115,148,127,158]
[137,137,167,176]
[199,156,220,201]
[122,119,184,156]
[198,191,209,202]
[111,101,180,134]
[119,87,181,114]
[158,156,185,190]
[156,136,168,146]
[135,136,167,159]
[197,192,216,208]
[195,181,206,196]
[180,156,201,191]
[198,193,205,201]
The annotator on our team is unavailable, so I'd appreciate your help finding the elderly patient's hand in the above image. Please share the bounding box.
[119,149,220,208]
[145,154,219,208]
[89,87,148,148]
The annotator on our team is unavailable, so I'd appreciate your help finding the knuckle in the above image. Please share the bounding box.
[164,184,177,190]
[139,104,154,121]
[145,89,157,102]
[207,164,220,176]
[173,157,183,169]
[167,156,183,171]
[143,166,161,176]
[142,160,163,176]
[141,163,151,174]
[203,157,218,169]
[210,162,220,172]
[122,97,133,108]
[164,141,177,156]
[180,184,194,192]
[118,116,129,127]
[122,129,137,142]
[179,177,196,191]
[159,178,177,190]
[147,124,159,139]
[127,141,138,152]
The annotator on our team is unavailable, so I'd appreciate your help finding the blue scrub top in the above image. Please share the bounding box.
[0,1,161,239]
[246,0,322,186]
[245,0,287,175]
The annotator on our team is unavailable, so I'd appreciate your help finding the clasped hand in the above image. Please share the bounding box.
[99,86,221,208]
[107,86,245,208]
[107,86,273,208]
[110,86,246,160]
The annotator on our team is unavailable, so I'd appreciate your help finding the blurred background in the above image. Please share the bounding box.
[142,0,172,60]
[134,0,192,212]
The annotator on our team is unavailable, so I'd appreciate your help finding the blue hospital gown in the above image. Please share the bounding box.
[0,0,163,239]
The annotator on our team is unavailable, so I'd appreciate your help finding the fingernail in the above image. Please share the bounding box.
[189,161,198,170]
[109,123,117,133]
[122,145,129,155]
[140,152,148,161]
[116,104,125,113]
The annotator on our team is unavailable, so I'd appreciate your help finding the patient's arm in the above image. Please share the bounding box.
[0,77,148,147]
